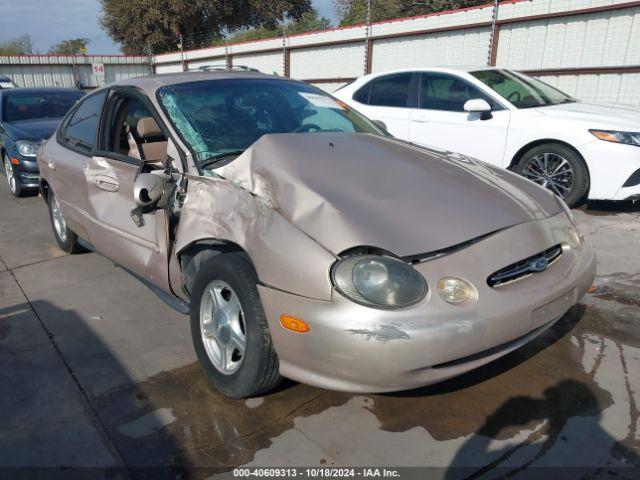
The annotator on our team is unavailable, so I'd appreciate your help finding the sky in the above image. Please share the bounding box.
[0,0,339,55]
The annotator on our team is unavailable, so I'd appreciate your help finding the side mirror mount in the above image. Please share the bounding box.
[134,171,169,208]
[464,98,492,113]
[372,119,388,132]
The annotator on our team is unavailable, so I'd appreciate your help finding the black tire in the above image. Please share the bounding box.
[514,143,589,208]
[47,190,84,253]
[3,154,25,198]
[190,252,281,398]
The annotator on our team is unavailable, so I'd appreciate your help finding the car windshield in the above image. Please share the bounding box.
[157,78,382,166]
[470,69,576,108]
[4,91,84,121]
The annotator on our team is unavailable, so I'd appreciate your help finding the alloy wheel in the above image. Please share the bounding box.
[50,193,68,243]
[200,280,247,375]
[4,156,16,194]
[521,152,574,199]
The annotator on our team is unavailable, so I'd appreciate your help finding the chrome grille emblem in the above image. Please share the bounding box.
[529,257,549,272]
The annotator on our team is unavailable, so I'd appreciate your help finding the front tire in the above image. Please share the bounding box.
[190,252,281,398]
[4,154,24,197]
[514,143,589,207]
[47,189,84,253]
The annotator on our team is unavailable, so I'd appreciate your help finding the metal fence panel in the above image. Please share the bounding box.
[372,27,491,72]
[290,44,365,79]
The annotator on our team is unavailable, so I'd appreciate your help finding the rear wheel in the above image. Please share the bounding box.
[48,190,83,253]
[514,143,589,207]
[3,154,24,197]
[190,252,281,398]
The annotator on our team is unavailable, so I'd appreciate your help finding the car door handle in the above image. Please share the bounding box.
[411,116,430,123]
[94,176,119,192]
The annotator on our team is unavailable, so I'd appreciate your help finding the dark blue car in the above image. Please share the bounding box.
[0,88,84,196]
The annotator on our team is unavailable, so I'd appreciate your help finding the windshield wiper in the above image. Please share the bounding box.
[198,149,246,168]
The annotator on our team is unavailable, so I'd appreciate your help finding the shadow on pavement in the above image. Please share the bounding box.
[445,379,640,479]
[0,299,192,479]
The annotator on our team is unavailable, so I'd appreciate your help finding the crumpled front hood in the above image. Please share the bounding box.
[215,133,561,257]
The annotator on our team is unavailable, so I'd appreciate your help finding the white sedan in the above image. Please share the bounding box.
[334,67,640,207]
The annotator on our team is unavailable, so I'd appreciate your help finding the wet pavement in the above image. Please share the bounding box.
[0,181,638,479]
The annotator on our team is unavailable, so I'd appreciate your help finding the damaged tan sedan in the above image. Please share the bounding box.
[37,72,596,398]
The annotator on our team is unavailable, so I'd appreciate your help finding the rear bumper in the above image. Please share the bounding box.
[258,213,595,393]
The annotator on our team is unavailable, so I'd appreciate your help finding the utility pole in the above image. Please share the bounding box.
[487,0,500,66]
[364,0,372,74]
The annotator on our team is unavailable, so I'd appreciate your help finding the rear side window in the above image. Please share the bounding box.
[419,73,501,112]
[63,91,107,153]
[354,73,413,108]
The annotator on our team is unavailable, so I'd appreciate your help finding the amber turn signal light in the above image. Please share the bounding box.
[10,158,20,165]
[280,315,310,333]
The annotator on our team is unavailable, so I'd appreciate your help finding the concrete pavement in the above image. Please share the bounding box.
[0,182,638,479]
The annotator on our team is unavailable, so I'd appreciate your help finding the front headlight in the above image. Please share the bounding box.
[331,254,427,309]
[589,129,640,147]
[15,140,38,157]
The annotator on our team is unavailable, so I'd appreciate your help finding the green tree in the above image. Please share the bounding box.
[100,0,313,54]
[336,0,489,26]
[0,34,34,55]
[48,38,89,55]
[219,8,332,44]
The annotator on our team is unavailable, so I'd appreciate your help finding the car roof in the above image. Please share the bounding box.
[360,66,503,78]
[1,87,82,95]
[114,71,296,95]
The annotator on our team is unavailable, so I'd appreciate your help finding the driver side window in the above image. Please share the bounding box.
[104,94,167,163]
[419,73,501,112]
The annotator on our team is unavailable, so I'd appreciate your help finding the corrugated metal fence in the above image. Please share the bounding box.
[0,55,151,89]
[153,0,640,106]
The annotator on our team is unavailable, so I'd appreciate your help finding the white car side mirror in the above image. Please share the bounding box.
[464,98,492,113]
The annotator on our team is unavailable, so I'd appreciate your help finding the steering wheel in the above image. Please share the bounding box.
[507,91,521,103]
[293,123,322,133]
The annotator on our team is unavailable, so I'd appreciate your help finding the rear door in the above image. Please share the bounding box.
[48,90,108,240]
[409,72,510,164]
[349,72,416,139]
[85,89,172,287]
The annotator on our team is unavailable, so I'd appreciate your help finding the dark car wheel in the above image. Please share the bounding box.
[47,189,84,253]
[514,143,589,207]
[3,154,24,197]
[190,252,281,398]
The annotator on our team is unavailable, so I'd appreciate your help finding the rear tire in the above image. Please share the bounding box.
[47,189,84,253]
[190,252,281,398]
[514,143,589,207]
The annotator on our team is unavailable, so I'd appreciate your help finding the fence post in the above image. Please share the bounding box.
[364,0,372,74]
[488,0,500,66]
[179,34,187,71]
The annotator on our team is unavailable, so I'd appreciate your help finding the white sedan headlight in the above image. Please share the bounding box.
[15,140,38,157]
[589,129,640,147]
[332,254,427,309]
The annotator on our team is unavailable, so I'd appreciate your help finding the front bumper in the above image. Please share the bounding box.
[580,139,640,201]
[12,156,40,189]
[258,213,596,392]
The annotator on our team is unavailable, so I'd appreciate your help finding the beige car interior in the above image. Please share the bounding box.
[126,117,168,162]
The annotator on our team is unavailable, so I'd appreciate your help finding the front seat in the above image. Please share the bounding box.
[134,117,168,162]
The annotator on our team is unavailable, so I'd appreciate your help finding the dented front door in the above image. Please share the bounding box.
[84,155,170,289]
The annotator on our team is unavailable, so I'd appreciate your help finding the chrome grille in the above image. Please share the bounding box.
[487,245,563,287]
